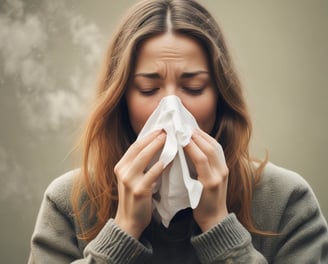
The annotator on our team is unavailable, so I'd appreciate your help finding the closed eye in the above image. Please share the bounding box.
[183,87,204,95]
[139,88,160,96]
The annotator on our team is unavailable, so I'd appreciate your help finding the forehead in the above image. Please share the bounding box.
[134,33,209,71]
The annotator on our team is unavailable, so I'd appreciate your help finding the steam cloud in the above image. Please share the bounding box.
[0,0,106,203]
[0,0,105,131]
[0,145,30,204]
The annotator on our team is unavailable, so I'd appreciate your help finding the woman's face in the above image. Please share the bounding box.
[126,33,218,134]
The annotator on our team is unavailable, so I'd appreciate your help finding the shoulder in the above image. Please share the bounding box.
[43,169,80,212]
[45,169,79,197]
[252,162,322,230]
[253,162,317,206]
[255,162,311,194]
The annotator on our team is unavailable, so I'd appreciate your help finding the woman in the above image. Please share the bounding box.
[29,0,328,263]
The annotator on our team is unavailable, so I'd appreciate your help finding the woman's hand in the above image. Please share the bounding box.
[184,128,229,232]
[114,130,166,239]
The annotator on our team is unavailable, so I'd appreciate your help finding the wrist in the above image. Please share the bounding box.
[114,218,143,239]
[197,212,228,232]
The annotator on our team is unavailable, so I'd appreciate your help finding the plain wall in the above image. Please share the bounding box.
[0,1,327,263]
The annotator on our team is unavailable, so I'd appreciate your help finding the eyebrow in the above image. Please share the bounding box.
[133,71,209,79]
[181,71,209,78]
[134,72,161,79]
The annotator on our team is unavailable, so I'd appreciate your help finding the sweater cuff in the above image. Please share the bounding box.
[191,213,251,262]
[84,219,152,263]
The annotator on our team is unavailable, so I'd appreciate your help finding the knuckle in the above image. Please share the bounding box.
[222,166,229,177]
[114,165,131,187]
[132,189,143,199]
[120,174,130,186]
[206,179,221,190]
[132,186,148,199]
[114,163,128,181]
[113,163,121,176]
[203,172,228,191]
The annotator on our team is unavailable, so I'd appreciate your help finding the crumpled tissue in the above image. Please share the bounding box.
[137,95,203,227]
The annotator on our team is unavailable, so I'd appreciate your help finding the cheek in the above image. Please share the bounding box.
[184,97,217,133]
[127,98,158,134]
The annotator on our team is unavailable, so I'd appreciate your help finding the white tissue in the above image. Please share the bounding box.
[137,95,203,227]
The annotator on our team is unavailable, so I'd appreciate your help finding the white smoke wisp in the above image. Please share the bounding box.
[0,0,106,131]
[70,15,104,66]
[0,145,32,204]
[0,1,48,92]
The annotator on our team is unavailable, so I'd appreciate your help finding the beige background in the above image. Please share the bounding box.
[0,0,327,262]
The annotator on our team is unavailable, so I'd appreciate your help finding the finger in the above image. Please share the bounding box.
[185,139,229,190]
[184,139,210,176]
[192,129,226,165]
[142,160,165,188]
[132,132,166,173]
[193,128,217,145]
[118,129,164,165]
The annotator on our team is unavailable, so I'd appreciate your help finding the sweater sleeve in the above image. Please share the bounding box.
[191,213,267,263]
[28,172,152,264]
[81,219,152,263]
[191,164,328,263]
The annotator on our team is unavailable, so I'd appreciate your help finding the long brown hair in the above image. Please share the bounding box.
[72,0,267,241]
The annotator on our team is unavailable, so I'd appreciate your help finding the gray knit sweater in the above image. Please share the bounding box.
[28,163,328,263]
